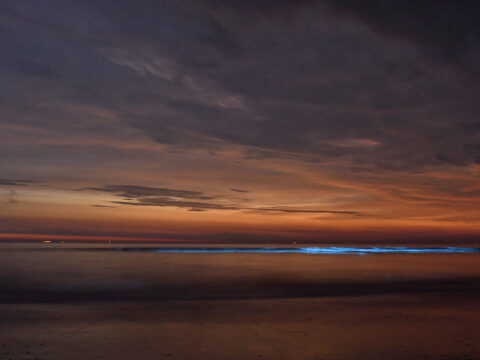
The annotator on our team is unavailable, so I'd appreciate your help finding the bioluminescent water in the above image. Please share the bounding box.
[112,247,480,255]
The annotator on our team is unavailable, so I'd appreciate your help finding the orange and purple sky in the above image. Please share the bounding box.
[1,1,480,243]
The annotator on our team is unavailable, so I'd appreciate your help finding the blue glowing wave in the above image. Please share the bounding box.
[112,247,480,255]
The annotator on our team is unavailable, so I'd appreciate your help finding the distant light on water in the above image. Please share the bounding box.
[111,247,480,255]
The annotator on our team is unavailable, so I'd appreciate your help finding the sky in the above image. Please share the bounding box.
[1,0,480,243]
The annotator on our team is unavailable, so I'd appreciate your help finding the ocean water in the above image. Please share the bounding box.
[0,243,479,360]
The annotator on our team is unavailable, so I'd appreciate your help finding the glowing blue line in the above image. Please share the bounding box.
[112,247,480,255]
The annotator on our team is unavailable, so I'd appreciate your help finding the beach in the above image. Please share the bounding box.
[1,244,479,360]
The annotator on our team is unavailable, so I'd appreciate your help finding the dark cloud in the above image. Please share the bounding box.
[2,0,479,174]
[84,185,214,200]
[323,0,480,68]
[112,198,236,211]
[86,184,363,215]
[86,184,234,211]
[197,0,480,67]
[230,188,249,193]
[251,208,363,216]
[109,0,479,171]
[0,179,36,186]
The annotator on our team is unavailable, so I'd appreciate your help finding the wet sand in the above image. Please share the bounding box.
[2,294,480,360]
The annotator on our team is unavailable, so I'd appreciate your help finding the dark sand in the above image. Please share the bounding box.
[1,244,479,360]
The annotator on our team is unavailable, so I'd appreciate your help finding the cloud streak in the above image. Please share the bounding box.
[87,184,363,216]
[85,185,214,200]
[0,179,37,186]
